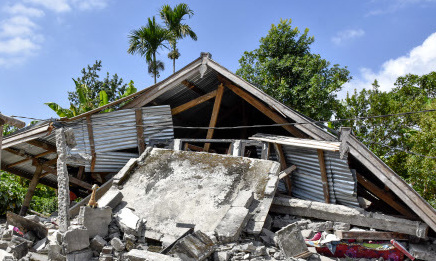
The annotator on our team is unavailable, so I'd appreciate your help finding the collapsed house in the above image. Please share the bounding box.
[1,52,436,260]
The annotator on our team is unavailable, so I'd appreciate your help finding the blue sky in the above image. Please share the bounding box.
[1,0,436,123]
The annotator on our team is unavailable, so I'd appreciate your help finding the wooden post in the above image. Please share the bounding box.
[19,165,43,216]
[317,149,330,203]
[204,84,225,152]
[86,115,96,172]
[274,143,293,196]
[135,108,146,155]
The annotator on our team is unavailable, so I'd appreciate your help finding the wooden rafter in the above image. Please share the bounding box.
[356,172,416,219]
[38,164,92,190]
[182,80,206,95]
[171,90,218,115]
[7,150,55,168]
[218,76,306,138]
[135,108,146,155]
[26,140,57,152]
[317,149,331,203]
[204,84,225,151]
[273,143,293,196]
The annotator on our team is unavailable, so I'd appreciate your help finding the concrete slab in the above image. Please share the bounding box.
[97,189,123,209]
[276,223,309,258]
[63,228,90,254]
[78,206,112,238]
[215,207,250,243]
[117,149,280,243]
[124,249,183,261]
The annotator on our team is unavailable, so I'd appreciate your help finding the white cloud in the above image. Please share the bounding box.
[23,0,71,13]
[71,0,109,11]
[342,32,436,96]
[0,37,40,55]
[367,0,436,16]
[0,16,38,37]
[332,29,365,45]
[3,3,45,17]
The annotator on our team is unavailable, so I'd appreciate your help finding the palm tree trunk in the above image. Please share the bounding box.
[153,53,157,84]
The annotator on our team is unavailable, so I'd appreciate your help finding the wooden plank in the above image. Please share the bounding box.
[250,134,340,151]
[7,150,54,168]
[86,115,96,172]
[274,143,293,196]
[317,149,330,204]
[221,79,306,138]
[184,143,204,152]
[356,172,416,219]
[279,165,297,179]
[135,108,146,155]
[171,90,218,115]
[77,166,85,180]
[204,84,225,152]
[19,165,43,216]
[182,80,206,95]
[26,139,57,152]
[335,230,409,241]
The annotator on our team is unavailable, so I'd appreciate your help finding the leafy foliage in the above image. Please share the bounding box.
[237,19,351,121]
[160,3,197,73]
[68,60,128,109]
[338,72,436,206]
[46,77,137,118]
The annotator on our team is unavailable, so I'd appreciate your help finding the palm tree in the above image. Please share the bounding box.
[160,3,197,73]
[128,17,170,84]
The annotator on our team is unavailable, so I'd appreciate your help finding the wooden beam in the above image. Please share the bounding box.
[135,108,146,155]
[39,164,92,190]
[182,80,206,95]
[77,166,85,180]
[273,143,293,196]
[19,165,43,216]
[335,230,409,241]
[279,165,297,179]
[317,149,330,204]
[219,77,306,138]
[171,90,218,115]
[26,140,57,152]
[356,172,416,219]
[184,143,204,152]
[7,150,55,168]
[86,115,96,172]
[204,84,225,152]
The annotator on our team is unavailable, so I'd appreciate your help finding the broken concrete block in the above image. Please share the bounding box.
[113,158,137,186]
[333,222,350,231]
[0,240,8,250]
[275,223,309,259]
[97,189,123,209]
[101,246,113,255]
[409,243,436,261]
[215,207,250,243]
[11,234,33,248]
[115,208,142,236]
[33,237,47,253]
[110,237,125,252]
[90,235,107,252]
[0,249,14,260]
[78,206,112,238]
[7,241,28,259]
[66,248,92,261]
[124,249,183,261]
[169,231,214,261]
[214,251,230,261]
[264,176,279,196]
[24,215,40,223]
[307,221,333,231]
[63,228,90,253]
[28,252,49,261]
[231,190,254,208]
[260,228,276,246]
[124,233,136,251]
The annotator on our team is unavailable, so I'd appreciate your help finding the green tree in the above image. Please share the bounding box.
[236,19,351,121]
[68,60,128,108]
[338,72,436,206]
[46,79,137,118]
[160,3,197,73]
[128,17,170,83]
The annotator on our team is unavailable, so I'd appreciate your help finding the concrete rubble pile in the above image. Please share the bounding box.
[1,148,436,261]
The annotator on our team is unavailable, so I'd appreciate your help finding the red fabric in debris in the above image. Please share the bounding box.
[316,243,405,261]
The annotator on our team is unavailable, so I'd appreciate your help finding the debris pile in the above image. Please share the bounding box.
[2,148,436,261]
